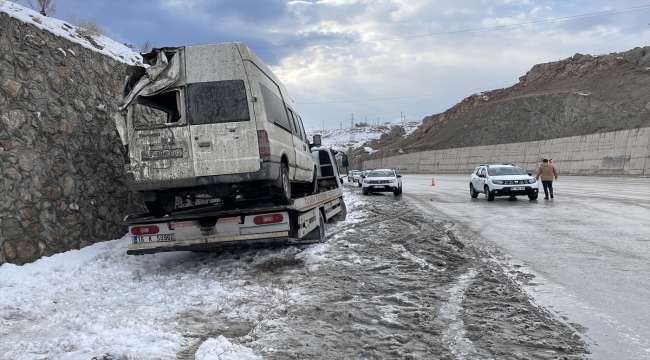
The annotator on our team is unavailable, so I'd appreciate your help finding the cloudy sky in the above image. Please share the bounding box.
[16,0,650,131]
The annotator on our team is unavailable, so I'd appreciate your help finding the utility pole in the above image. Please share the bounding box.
[400,111,402,126]
[350,114,354,128]
[340,121,342,130]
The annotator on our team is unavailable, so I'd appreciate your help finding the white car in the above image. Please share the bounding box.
[469,164,539,201]
[361,169,402,196]
[357,170,372,187]
[348,170,362,183]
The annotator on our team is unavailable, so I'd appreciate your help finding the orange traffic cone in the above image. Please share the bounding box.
[431,178,436,186]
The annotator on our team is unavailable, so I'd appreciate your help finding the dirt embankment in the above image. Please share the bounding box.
[354,46,650,166]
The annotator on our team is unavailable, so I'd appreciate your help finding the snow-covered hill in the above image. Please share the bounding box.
[307,121,420,153]
[0,1,141,65]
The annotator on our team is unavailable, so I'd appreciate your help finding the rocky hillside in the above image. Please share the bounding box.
[351,46,650,167]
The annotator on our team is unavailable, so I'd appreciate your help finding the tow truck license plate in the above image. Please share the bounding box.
[511,187,525,191]
[133,234,175,244]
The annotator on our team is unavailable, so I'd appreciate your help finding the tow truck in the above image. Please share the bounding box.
[122,146,346,255]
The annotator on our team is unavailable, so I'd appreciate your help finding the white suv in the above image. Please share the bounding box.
[362,169,402,196]
[470,164,539,201]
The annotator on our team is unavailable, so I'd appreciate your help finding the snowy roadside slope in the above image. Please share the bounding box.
[307,121,420,153]
[0,185,366,359]
[0,237,301,359]
[0,2,141,65]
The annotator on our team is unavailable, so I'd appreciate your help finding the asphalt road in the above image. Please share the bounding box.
[398,173,650,360]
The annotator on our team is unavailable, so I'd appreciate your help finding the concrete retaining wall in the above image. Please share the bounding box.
[364,127,650,175]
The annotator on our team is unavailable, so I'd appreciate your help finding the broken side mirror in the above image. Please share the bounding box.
[311,134,322,148]
[342,154,349,168]
[527,173,533,176]
[397,174,402,178]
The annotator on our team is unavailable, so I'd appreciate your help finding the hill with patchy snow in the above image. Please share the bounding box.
[307,121,420,154]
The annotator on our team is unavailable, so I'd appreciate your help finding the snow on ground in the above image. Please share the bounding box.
[0,2,141,65]
[307,121,420,153]
[195,336,260,360]
[0,186,367,360]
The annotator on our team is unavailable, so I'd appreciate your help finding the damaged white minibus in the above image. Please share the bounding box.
[113,43,318,215]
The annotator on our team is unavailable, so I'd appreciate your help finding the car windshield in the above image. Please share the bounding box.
[368,170,395,177]
[488,167,526,176]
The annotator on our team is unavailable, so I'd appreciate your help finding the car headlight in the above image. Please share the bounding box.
[364,180,369,184]
[492,180,504,184]
[528,179,536,184]
[389,179,396,183]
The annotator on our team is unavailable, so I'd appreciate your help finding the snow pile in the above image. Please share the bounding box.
[364,146,375,154]
[195,336,261,360]
[0,238,300,358]
[0,2,141,65]
[307,121,420,153]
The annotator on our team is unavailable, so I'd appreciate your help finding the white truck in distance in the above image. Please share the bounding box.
[123,144,346,255]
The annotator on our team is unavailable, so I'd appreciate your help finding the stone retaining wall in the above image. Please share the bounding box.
[0,13,142,265]
[363,127,650,175]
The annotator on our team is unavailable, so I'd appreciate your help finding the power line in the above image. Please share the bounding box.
[250,5,649,50]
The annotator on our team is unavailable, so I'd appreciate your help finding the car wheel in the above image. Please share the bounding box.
[393,189,400,196]
[484,186,494,201]
[273,164,291,205]
[358,181,362,188]
[528,194,538,200]
[470,184,479,198]
[145,191,175,216]
[399,186,403,195]
[222,195,237,207]
[362,189,368,195]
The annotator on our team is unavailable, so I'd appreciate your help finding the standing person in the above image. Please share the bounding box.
[536,159,558,199]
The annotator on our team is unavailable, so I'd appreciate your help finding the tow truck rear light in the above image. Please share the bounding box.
[253,214,284,225]
[131,225,159,235]
[170,221,195,229]
[257,130,271,157]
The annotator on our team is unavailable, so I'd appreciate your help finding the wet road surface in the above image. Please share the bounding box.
[400,173,650,359]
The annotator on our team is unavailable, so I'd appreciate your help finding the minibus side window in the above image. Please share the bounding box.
[297,115,308,143]
[259,83,291,132]
[287,108,303,141]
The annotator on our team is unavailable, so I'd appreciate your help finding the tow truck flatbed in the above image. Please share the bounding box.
[122,188,343,226]
[122,146,347,255]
